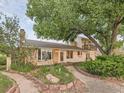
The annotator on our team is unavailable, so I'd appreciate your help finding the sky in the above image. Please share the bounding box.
[0,0,37,39]
[0,0,71,43]
[0,0,91,44]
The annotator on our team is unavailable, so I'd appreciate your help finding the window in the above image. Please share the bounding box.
[77,51,82,56]
[38,49,41,60]
[67,51,73,59]
[38,49,52,61]
[77,51,80,55]
[42,51,52,61]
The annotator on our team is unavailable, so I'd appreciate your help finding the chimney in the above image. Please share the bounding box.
[19,29,25,48]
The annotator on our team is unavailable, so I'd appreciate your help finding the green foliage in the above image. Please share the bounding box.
[0,73,13,93]
[32,64,75,84]
[11,62,35,73]
[0,55,6,65]
[0,55,6,70]
[27,0,124,55]
[0,15,20,56]
[96,55,124,62]
[77,56,124,78]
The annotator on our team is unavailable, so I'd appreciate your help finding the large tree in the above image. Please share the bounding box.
[0,15,20,57]
[27,0,124,55]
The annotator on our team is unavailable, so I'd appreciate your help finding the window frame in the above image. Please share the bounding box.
[38,48,52,61]
[38,49,41,60]
[77,51,82,56]
[66,50,73,59]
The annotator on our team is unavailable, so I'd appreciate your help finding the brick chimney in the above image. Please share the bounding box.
[19,29,25,48]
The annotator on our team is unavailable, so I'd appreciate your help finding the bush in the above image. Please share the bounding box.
[0,56,6,65]
[11,62,35,73]
[96,55,124,63]
[77,56,124,78]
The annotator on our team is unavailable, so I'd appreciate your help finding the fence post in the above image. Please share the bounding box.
[6,56,11,71]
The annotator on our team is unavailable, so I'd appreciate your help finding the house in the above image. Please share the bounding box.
[113,46,124,55]
[20,29,97,65]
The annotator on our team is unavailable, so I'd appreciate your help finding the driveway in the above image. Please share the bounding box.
[2,72,39,93]
[66,66,124,93]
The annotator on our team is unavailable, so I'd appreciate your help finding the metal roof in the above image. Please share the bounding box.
[25,39,83,50]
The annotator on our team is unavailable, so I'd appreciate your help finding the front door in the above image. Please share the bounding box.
[53,49,59,64]
[60,52,64,61]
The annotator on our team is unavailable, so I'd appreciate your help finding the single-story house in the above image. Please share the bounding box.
[20,29,96,66]
[23,39,96,66]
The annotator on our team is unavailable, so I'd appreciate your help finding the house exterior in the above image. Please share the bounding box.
[20,29,97,65]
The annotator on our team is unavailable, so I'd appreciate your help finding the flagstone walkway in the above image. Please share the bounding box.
[2,72,39,93]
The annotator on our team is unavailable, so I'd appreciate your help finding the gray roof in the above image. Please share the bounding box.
[25,39,83,50]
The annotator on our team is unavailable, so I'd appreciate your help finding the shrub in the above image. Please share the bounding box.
[11,62,35,73]
[96,55,124,63]
[0,56,6,65]
[77,56,124,78]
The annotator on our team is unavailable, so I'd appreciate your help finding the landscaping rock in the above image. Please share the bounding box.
[46,74,60,83]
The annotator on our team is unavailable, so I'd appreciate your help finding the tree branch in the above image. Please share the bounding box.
[70,28,106,54]
[108,16,123,54]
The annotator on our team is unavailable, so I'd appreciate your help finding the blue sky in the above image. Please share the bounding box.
[0,0,86,43]
[0,0,67,43]
[0,0,37,39]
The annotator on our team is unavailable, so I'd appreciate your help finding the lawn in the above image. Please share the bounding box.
[76,55,124,78]
[0,73,13,93]
[32,64,75,84]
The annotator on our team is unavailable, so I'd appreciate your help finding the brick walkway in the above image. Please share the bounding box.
[66,66,124,93]
[2,72,39,93]
[2,71,86,93]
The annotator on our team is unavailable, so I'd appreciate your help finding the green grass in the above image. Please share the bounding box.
[32,64,75,84]
[76,55,124,78]
[11,62,36,73]
[0,73,13,93]
[11,62,75,84]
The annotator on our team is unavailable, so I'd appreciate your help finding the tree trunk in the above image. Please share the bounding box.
[107,16,122,55]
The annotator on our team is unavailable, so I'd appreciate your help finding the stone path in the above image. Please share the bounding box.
[66,66,124,93]
[2,72,39,93]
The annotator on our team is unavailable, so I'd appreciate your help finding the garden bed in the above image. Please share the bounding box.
[11,62,36,73]
[31,64,75,84]
[75,55,124,79]
[9,67,86,93]
[11,62,75,84]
